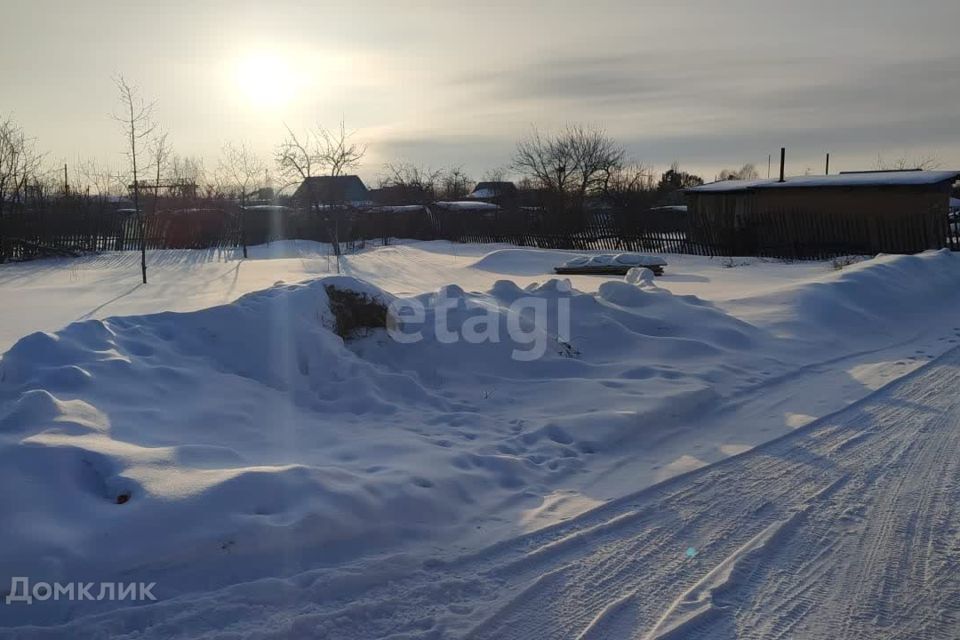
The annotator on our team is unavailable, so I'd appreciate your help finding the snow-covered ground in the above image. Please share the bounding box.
[2,241,960,637]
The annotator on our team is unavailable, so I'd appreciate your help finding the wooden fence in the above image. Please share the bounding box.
[0,198,242,261]
[2,198,957,262]
[948,217,960,252]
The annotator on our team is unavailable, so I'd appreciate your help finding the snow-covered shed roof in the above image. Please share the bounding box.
[687,170,960,194]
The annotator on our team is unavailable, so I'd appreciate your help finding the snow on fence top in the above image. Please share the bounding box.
[687,170,960,193]
[433,201,501,211]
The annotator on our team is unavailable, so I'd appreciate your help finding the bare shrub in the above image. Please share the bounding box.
[325,286,388,339]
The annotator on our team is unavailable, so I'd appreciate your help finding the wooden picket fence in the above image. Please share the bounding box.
[1,198,957,263]
[0,198,242,261]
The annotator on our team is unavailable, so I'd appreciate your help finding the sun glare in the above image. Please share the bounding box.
[233,51,300,110]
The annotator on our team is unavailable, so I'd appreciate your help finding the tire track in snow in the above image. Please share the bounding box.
[458,346,960,640]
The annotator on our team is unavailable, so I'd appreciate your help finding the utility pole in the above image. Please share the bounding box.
[767,154,772,179]
[63,164,69,195]
[825,153,831,175]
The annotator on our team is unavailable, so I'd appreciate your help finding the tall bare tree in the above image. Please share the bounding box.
[318,121,366,178]
[513,125,623,209]
[167,154,205,198]
[439,167,473,200]
[218,142,265,257]
[378,162,442,204]
[876,153,941,171]
[149,132,171,204]
[0,115,43,219]
[112,75,156,284]
[717,163,760,181]
[482,167,509,182]
[78,158,124,198]
[275,124,317,192]
[603,163,658,209]
[275,120,366,210]
[218,142,265,206]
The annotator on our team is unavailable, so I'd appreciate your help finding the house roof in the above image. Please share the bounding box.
[292,175,369,203]
[687,170,960,194]
[468,181,518,199]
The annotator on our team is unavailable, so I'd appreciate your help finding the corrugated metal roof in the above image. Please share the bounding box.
[687,170,960,194]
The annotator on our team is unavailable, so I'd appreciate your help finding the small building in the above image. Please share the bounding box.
[467,181,519,206]
[292,175,370,209]
[686,170,960,255]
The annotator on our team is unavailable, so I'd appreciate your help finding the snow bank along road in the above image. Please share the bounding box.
[8,337,960,638]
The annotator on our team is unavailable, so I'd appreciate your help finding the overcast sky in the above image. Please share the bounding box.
[2,0,958,185]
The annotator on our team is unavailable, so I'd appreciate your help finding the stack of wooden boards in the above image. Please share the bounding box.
[554,253,667,276]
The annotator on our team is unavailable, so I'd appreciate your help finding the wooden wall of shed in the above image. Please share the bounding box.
[751,187,948,254]
[686,192,747,255]
[687,185,951,256]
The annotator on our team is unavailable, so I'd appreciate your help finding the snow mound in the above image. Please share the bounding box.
[470,248,585,275]
[625,267,656,285]
[743,250,960,345]
[0,274,776,625]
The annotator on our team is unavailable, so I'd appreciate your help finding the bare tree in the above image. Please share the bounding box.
[657,162,704,191]
[0,115,44,220]
[569,125,626,198]
[148,132,171,215]
[218,142,265,258]
[275,124,318,192]
[318,121,366,178]
[78,158,124,198]
[876,153,941,171]
[603,162,658,209]
[439,167,473,200]
[112,75,156,284]
[218,142,265,206]
[167,154,205,198]
[275,120,366,210]
[716,163,760,181]
[513,125,624,209]
[513,127,576,196]
[378,162,442,204]
[482,167,509,182]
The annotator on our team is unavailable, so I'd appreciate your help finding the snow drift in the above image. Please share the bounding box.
[0,272,775,624]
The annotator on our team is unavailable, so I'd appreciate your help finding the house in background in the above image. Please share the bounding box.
[292,175,370,209]
[686,169,960,255]
[467,181,518,207]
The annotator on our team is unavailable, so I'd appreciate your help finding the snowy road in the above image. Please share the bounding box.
[15,346,960,639]
[453,347,960,640]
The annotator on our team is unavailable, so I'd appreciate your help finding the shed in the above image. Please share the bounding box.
[685,170,960,256]
[292,175,370,209]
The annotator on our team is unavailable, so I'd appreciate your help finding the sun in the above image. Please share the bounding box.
[232,51,300,111]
